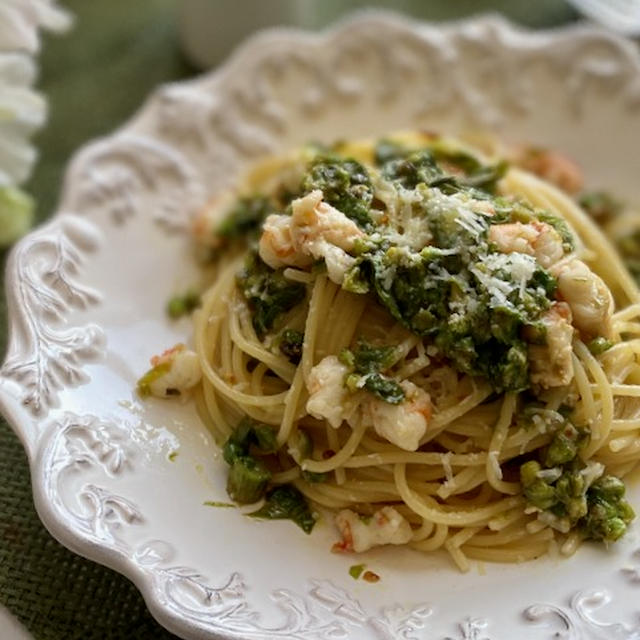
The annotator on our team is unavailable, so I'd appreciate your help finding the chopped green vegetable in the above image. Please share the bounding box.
[583,476,635,542]
[519,416,634,543]
[340,339,405,404]
[301,156,374,230]
[520,460,542,487]
[340,340,396,373]
[587,337,614,356]
[166,289,200,319]
[223,419,254,464]
[349,564,366,579]
[523,478,557,510]
[136,362,171,397]
[279,329,304,363]
[249,485,316,533]
[381,149,443,190]
[253,424,278,453]
[544,423,585,467]
[168,451,178,462]
[227,456,271,504]
[377,141,507,195]
[221,419,279,504]
[217,196,273,240]
[0,185,34,246]
[222,417,278,464]
[203,501,236,508]
[238,252,307,337]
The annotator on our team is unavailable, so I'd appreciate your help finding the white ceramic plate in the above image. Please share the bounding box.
[3,12,640,640]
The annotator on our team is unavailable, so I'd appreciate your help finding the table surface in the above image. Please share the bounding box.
[0,1,579,638]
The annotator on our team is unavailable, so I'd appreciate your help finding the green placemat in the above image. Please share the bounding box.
[0,2,579,638]
[0,1,193,638]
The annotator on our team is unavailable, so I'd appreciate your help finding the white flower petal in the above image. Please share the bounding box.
[0,5,39,53]
[0,129,38,184]
[30,0,73,32]
[0,0,72,189]
[0,0,72,54]
[0,51,37,87]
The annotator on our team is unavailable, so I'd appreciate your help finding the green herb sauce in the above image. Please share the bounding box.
[238,252,307,337]
[340,339,404,404]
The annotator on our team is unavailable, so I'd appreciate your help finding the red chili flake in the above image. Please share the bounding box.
[322,449,335,460]
[362,571,380,583]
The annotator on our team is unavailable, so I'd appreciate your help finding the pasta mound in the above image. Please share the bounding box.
[142,132,640,571]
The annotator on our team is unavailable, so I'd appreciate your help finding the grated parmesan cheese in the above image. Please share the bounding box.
[471,252,538,307]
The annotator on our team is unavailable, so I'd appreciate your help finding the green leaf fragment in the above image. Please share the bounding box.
[341,340,404,404]
[349,564,366,580]
[238,252,306,337]
[222,417,278,464]
[249,485,316,533]
[227,456,271,504]
[167,289,200,319]
[302,157,374,230]
[361,372,405,404]
[217,196,273,240]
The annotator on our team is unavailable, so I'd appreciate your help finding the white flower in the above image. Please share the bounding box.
[0,0,72,54]
[0,52,45,185]
[0,0,71,244]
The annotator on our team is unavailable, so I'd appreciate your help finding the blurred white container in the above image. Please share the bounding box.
[178,0,306,68]
[178,0,578,69]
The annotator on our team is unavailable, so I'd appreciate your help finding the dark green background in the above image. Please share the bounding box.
[1,1,577,638]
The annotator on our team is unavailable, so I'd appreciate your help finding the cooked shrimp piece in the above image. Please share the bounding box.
[515,147,584,194]
[306,355,353,428]
[333,506,413,553]
[138,344,202,398]
[290,189,364,251]
[528,302,574,388]
[551,258,614,339]
[259,190,364,283]
[488,221,564,268]
[363,380,432,451]
[259,213,313,270]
